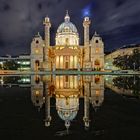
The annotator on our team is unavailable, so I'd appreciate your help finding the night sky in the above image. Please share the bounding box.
[0,0,140,55]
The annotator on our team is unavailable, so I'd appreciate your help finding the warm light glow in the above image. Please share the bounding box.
[0,78,4,85]
[74,76,78,88]
[74,56,77,68]
[56,56,59,69]
[70,56,73,68]
[56,34,79,46]
[95,59,100,66]
[95,77,100,84]
[35,49,39,54]
[56,76,60,89]
[95,90,100,96]
[96,48,99,53]
[60,56,63,69]
[60,76,63,88]
[35,90,40,96]
[70,76,74,88]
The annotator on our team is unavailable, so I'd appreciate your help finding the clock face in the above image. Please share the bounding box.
[35,49,39,54]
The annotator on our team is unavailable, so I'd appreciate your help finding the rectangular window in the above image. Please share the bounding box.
[66,76,68,82]
[66,62,69,69]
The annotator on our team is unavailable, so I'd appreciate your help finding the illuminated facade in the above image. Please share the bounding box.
[31,11,104,71]
[31,75,104,129]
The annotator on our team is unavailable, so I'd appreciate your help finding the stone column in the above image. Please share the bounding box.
[83,17,91,69]
[83,81,90,129]
[44,83,51,127]
[43,17,51,71]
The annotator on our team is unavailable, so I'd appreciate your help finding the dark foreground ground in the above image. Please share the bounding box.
[0,86,140,140]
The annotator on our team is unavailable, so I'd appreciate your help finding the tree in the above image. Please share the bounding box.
[113,49,140,70]
[0,64,2,69]
[3,60,20,70]
[113,76,140,97]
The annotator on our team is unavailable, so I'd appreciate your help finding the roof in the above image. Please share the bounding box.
[57,109,78,121]
[119,44,140,49]
[57,22,78,34]
[57,11,78,34]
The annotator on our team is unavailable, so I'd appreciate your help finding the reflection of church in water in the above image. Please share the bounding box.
[31,75,104,130]
[31,11,104,71]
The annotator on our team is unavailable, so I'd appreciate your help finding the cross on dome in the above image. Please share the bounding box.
[65,10,70,22]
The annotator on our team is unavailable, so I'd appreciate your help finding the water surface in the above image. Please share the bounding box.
[0,75,140,140]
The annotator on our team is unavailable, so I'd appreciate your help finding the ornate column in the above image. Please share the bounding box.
[43,16,51,71]
[83,80,90,129]
[44,83,51,127]
[83,17,91,69]
[58,56,60,69]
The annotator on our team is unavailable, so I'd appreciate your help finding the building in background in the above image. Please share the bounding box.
[0,55,30,70]
[105,44,140,70]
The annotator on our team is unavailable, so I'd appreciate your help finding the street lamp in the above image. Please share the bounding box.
[133,75,136,85]
[133,62,136,71]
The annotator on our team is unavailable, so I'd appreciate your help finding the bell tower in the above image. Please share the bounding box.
[90,75,104,111]
[31,75,44,111]
[30,33,44,71]
[90,32,104,71]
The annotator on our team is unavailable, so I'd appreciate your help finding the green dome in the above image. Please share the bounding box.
[57,11,78,34]
[57,22,78,34]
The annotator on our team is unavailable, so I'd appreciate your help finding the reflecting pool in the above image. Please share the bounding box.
[0,75,140,139]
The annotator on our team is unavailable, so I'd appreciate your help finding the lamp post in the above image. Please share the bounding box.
[133,75,136,85]
[1,62,3,70]
[133,62,136,71]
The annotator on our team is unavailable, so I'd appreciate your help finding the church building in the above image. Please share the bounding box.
[31,11,104,71]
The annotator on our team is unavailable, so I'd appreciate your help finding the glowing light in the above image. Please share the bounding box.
[60,76,63,88]
[82,5,91,17]
[95,90,100,96]
[96,48,99,53]
[56,56,59,69]
[60,56,63,69]
[70,56,73,69]
[35,91,40,96]
[82,2,94,17]
[84,10,90,16]
[35,49,39,54]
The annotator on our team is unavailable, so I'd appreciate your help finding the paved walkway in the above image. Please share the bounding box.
[0,70,140,75]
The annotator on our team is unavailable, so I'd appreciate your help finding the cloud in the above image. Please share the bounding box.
[0,0,140,54]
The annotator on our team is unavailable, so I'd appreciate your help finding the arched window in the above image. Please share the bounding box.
[36,100,39,104]
[95,59,100,66]
[96,100,99,104]
[95,48,99,53]
[35,91,40,96]
[35,76,40,84]
[96,40,99,43]
[36,40,39,44]
[95,77,100,84]
[35,60,40,66]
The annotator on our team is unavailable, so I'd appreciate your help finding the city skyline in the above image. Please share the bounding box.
[0,0,140,55]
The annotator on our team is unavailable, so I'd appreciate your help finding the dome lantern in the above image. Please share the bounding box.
[64,10,70,22]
